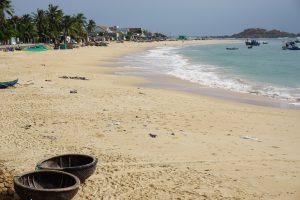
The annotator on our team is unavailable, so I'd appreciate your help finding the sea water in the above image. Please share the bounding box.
[122,40,300,106]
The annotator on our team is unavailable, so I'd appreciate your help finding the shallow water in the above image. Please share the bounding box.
[121,40,300,107]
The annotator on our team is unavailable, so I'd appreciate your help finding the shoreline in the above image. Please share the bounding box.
[1,40,300,200]
[116,42,299,110]
[117,69,300,109]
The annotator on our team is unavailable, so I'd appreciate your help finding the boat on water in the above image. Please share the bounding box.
[226,47,239,50]
[262,41,268,44]
[282,41,300,50]
[245,39,260,46]
[248,45,253,49]
[0,79,18,89]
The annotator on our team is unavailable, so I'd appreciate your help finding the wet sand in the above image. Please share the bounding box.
[117,70,300,109]
[0,40,300,200]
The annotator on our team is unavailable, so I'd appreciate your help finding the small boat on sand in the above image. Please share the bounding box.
[36,154,97,182]
[14,170,80,200]
[0,79,18,89]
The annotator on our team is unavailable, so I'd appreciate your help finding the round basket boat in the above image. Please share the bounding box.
[36,154,97,182]
[14,170,80,200]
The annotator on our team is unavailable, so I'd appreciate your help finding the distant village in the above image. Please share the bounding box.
[92,25,168,42]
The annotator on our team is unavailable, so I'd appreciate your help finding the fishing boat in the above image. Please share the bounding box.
[245,39,260,46]
[36,154,97,182]
[282,41,300,50]
[14,170,80,200]
[226,47,239,50]
[0,79,18,89]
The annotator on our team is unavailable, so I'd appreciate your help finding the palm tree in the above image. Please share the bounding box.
[7,15,19,36]
[62,15,76,43]
[75,13,86,27]
[0,19,15,44]
[0,0,14,44]
[72,13,87,41]
[86,19,96,36]
[18,14,37,43]
[46,4,63,42]
[34,9,49,42]
[1,3,97,45]
[0,0,13,23]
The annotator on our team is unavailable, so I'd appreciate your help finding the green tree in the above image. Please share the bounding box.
[126,32,133,41]
[1,2,97,45]
[0,21,15,43]
[0,0,14,44]
[17,14,37,43]
[86,19,96,36]
[62,15,76,43]
[72,13,87,40]
[34,9,49,42]
[46,4,63,42]
[7,15,19,36]
[0,0,13,23]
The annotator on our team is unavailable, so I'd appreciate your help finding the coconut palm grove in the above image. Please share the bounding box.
[0,0,97,44]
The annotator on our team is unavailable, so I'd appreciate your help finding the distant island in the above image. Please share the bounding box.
[231,28,300,38]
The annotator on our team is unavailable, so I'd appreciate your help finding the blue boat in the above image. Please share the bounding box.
[0,79,18,89]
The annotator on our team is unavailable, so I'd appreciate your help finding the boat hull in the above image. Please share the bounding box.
[0,79,18,89]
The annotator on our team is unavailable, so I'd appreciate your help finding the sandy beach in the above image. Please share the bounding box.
[1,40,300,200]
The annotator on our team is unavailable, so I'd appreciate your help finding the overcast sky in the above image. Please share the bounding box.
[12,0,300,36]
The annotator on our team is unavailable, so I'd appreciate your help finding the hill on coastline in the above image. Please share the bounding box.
[232,28,300,38]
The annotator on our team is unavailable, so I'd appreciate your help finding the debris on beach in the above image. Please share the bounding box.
[149,133,157,138]
[113,121,120,126]
[0,165,15,199]
[59,76,88,80]
[22,124,32,130]
[41,135,57,142]
[19,80,34,87]
[70,89,78,94]
[271,146,280,149]
[240,135,261,142]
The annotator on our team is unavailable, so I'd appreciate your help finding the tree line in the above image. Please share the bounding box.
[0,0,97,44]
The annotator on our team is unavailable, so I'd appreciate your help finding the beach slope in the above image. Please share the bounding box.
[0,41,299,200]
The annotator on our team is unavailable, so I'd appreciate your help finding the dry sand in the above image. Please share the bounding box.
[0,40,300,200]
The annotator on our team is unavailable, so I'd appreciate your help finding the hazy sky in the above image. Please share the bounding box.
[12,0,300,36]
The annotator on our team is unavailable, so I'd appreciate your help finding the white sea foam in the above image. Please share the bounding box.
[123,46,300,105]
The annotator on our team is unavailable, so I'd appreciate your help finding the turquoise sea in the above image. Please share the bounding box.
[122,39,300,106]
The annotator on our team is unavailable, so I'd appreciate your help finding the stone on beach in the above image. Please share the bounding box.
[70,89,78,94]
